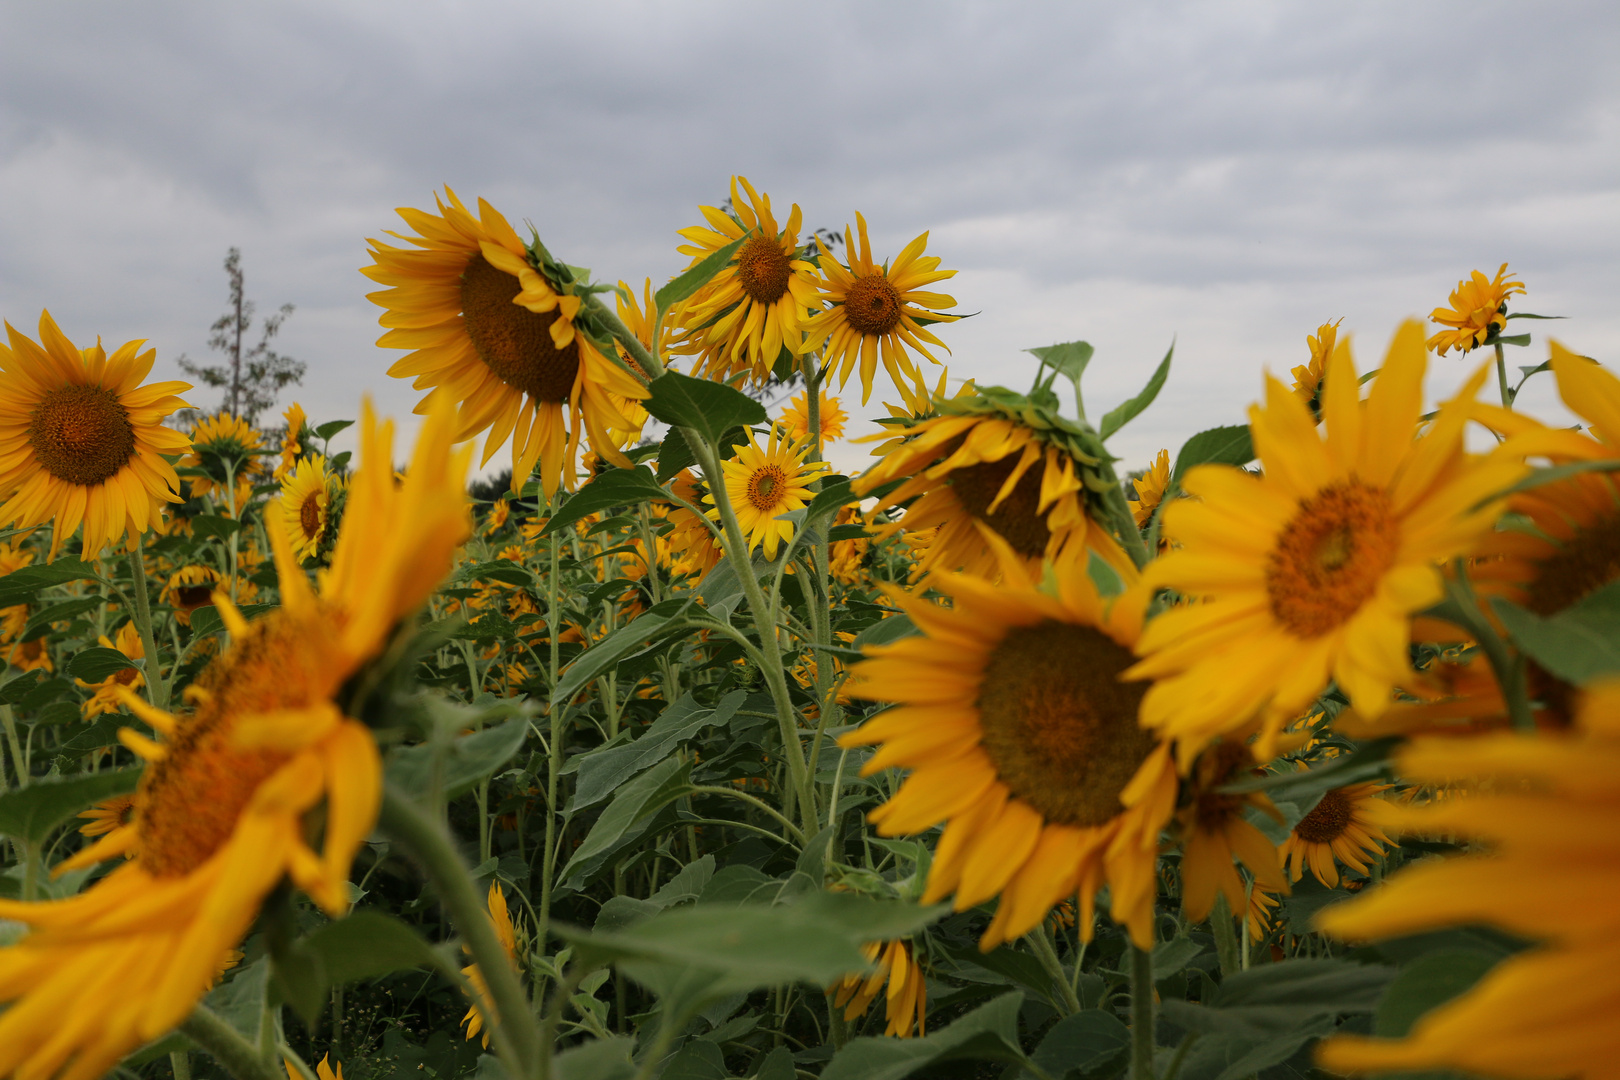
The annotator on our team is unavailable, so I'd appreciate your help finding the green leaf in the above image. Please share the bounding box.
[314,419,355,441]
[821,993,1028,1080]
[456,559,533,587]
[828,524,869,543]
[20,597,106,641]
[188,603,277,638]
[0,768,140,846]
[561,756,693,888]
[1373,949,1498,1038]
[302,910,448,986]
[654,233,750,319]
[191,514,246,543]
[1153,935,1209,978]
[1027,341,1094,413]
[0,559,100,608]
[853,613,916,651]
[66,646,136,682]
[541,468,671,538]
[1220,738,1400,796]
[1172,425,1255,483]
[1493,580,1620,685]
[660,1042,727,1080]
[553,598,694,704]
[1159,958,1394,1040]
[206,956,270,1039]
[570,691,746,811]
[1495,333,1532,347]
[803,476,856,524]
[386,717,532,801]
[553,1036,637,1080]
[1029,1009,1131,1080]
[642,371,767,448]
[1098,342,1174,441]
[1474,458,1620,509]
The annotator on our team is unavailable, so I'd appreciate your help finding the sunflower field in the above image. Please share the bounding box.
[0,179,1614,1080]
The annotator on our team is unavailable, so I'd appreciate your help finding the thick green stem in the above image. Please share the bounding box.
[540,528,564,948]
[1028,926,1082,1016]
[170,1049,193,1080]
[179,1005,282,1080]
[1210,893,1240,978]
[1494,342,1512,409]
[378,787,538,1080]
[1100,472,1153,571]
[127,537,169,710]
[1129,943,1156,1080]
[586,296,665,381]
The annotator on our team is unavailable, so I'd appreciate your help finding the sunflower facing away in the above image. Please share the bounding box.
[279,453,342,562]
[186,412,264,502]
[1176,740,1288,922]
[364,186,645,498]
[804,212,959,410]
[779,389,848,445]
[1427,263,1525,357]
[1315,682,1620,1078]
[1289,319,1343,415]
[842,549,1177,949]
[462,883,520,1048]
[0,311,192,560]
[669,176,821,385]
[830,939,927,1038]
[1127,321,1525,760]
[1278,779,1395,888]
[1129,449,1171,528]
[707,427,828,562]
[0,395,470,1080]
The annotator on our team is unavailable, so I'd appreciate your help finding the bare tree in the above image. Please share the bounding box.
[178,248,305,422]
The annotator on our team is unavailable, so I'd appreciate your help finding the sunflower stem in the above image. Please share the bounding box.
[1129,942,1156,1080]
[1494,342,1512,409]
[1210,892,1241,978]
[585,296,664,382]
[539,525,564,953]
[170,1049,193,1080]
[179,1005,283,1080]
[1028,925,1082,1016]
[127,535,169,711]
[1098,464,1154,571]
[378,786,539,1080]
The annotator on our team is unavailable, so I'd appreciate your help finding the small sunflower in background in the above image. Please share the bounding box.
[669,176,821,386]
[1279,780,1396,888]
[77,795,136,839]
[1289,319,1343,417]
[1129,449,1171,529]
[0,541,35,647]
[804,212,959,410]
[461,883,521,1048]
[1247,886,1280,943]
[707,428,827,562]
[274,401,307,481]
[363,187,645,498]
[1316,682,1620,1078]
[162,564,222,625]
[1128,321,1525,760]
[0,311,192,560]
[1176,740,1289,923]
[665,471,723,581]
[278,454,343,562]
[75,621,146,720]
[1427,263,1525,356]
[186,411,264,502]
[285,1054,344,1080]
[842,551,1177,950]
[779,389,847,445]
[830,939,927,1038]
[605,278,657,447]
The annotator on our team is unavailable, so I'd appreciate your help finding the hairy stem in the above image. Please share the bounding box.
[1129,942,1156,1080]
[179,1006,282,1080]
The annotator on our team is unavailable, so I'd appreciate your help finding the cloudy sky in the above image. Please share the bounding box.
[1,1,1616,476]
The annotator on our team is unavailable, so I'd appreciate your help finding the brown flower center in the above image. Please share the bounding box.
[976,621,1156,828]
[1293,788,1352,844]
[747,465,787,512]
[460,253,579,403]
[299,493,323,542]
[1526,507,1620,615]
[734,236,791,305]
[1191,741,1253,830]
[844,274,903,336]
[949,452,1053,558]
[175,584,215,610]
[28,384,137,487]
[1266,481,1398,637]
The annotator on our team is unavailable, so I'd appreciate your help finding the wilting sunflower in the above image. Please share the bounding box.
[0,395,470,1080]
[186,412,264,502]
[830,939,927,1038]
[669,176,821,385]
[780,389,848,445]
[274,402,307,481]
[461,883,520,1048]
[1176,740,1288,921]
[665,471,723,582]
[1129,450,1171,528]
[0,311,192,560]
[1290,320,1343,415]
[1315,682,1620,1078]
[708,427,827,562]
[75,621,146,720]
[1278,779,1396,888]
[804,213,959,410]
[855,395,1136,585]
[364,186,645,498]
[842,551,1177,949]
[279,454,341,562]
[1127,322,1525,760]
[1427,263,1525,356]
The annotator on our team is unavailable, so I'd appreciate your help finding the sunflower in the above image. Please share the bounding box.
[1176,740,1288,922]
[804,213,959,410]
[1427,263,1526,357]
[830,939,927,1038]
[1129,450,1171,528]
[364,186,646,498]
[1289,320,1343,415]
[77,795,136,839]
[1315,682,1620,1078]
[279,454,341,562]
[1246,886,1280,943]
[461,883,520,1048]
[606,279,656,445]
[1127,322,1525,760]
[1278,780,1396,888]
[285,1053,343,1080]
[668,176,821,385]
[854,407,1135,585]
[707,428,828,562]
[274,402,307,481]
[829,505,872,586]
[75,621,146,720]
[0,395,470,1080]
[186,412,264,502]
[842,551,1178,949]
[162,564,222,626]
[0,311,192,560]
[1,541,35,646]
[780,390,848,445]
[665,471,723,581]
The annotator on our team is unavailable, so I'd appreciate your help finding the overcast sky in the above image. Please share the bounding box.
[1,1,1616,476]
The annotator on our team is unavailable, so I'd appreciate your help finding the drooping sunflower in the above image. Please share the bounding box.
[804,213,960,410]
[186,412,265,503]
[364,186,645,498]
[707,428,828,562]
[461,883,520,1048]
[1129,449,1171,528]
[0,395,470,1080]
[842,550,1178,949]
[1315,682,1620,1078]
[1176,740,1289,922]
[854,396,1136,585]
[75,621,146,720]
[780,390,848,445]
[279,454,342,562]
[1289,319,1343,415]
[1278,779,1396,887]
[0,311,192,560]
[1427,263,1525,357]
[830,939,927,1038]
[665,470,723,582]
[274,402,307,481]
[1126,322,1525,760]
[668,176,822,385]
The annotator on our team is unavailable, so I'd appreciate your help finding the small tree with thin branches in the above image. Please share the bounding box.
[178,247,305,423]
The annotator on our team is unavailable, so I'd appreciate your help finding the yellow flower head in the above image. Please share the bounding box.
[780,390,848,444]
[665,471,723,582]
[186,412,265,503]
[1176,740,1288,922]
[1129,449,1171,528]
[275,402,307,481]
[75,621,147,720]
[706,428,828,562]
[77,795,136,839]
[0,311,193,560]
[1289,319,1343,412]
[1427,263,1525,356]
[278,453,341,562]
[461,882,520,1048]
[1278,778,1396,888]
[830,939,927,1038]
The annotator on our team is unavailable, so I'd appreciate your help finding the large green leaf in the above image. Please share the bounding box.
[1098,342,1174,441]
[0,768,140,846]
[553,598,694,704]
[191,514,246,543]
[189,603,277,638]
[66,646,137,682]
[553,1036,637,1080]
[1027,341,1094,414]
[386,717,532,801]
[540,468,671,538]
[302,910,449,986]
[1028,1009,1131,1080]
[1493,580,1620,685]
[642,371,766,448]
[0,559,100,607]
[654,234,750,320]
[1373,949,1499,1038]
[821,993,1028,1080]
[1171,425,1255,483]
[20,597,105,641]
[1159,958,1393,1039]
[570,691,746,812]
[803,475,857,524]
[561,756,693,887]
